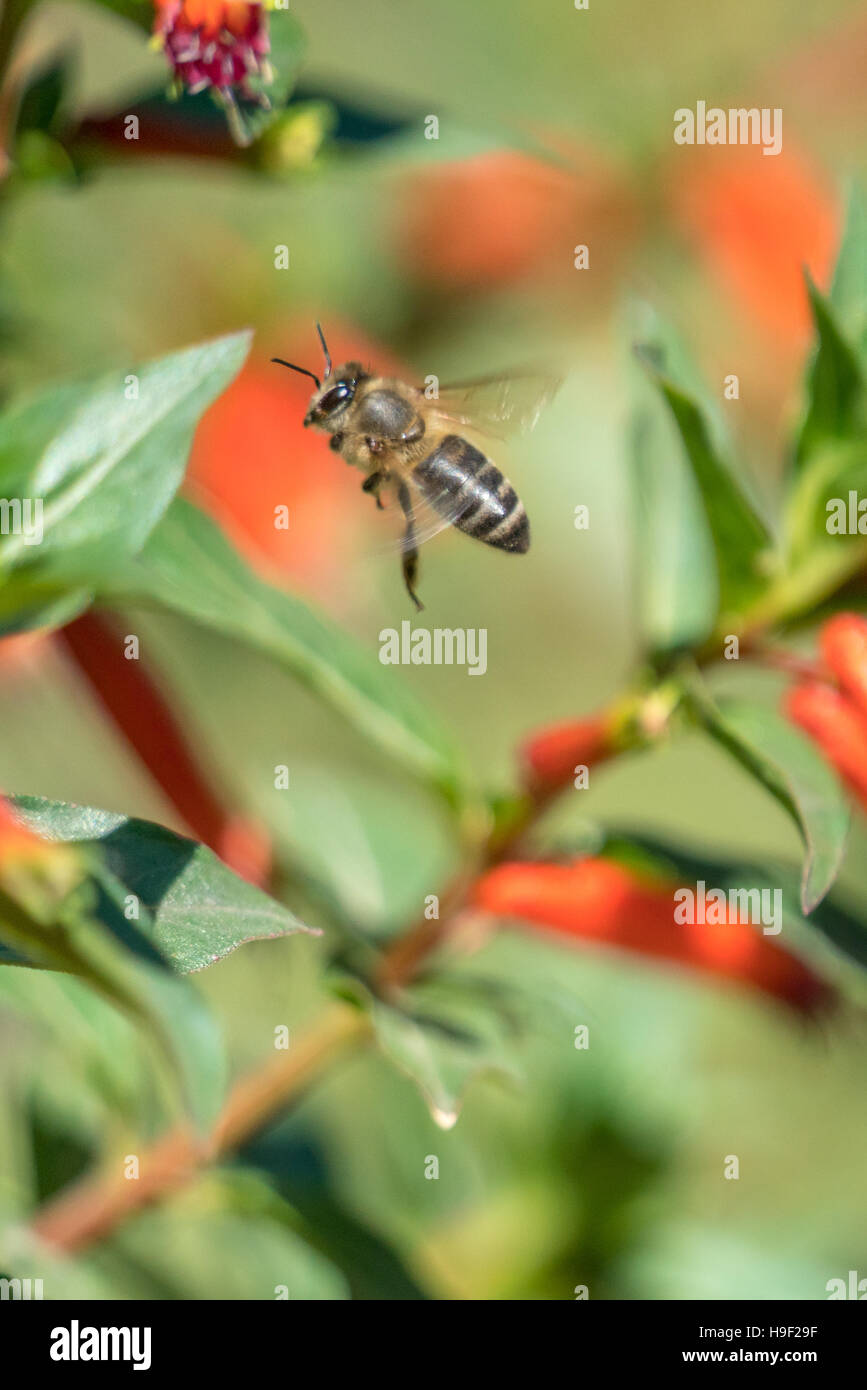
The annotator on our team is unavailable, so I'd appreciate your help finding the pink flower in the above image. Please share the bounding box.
[153,0,271,104]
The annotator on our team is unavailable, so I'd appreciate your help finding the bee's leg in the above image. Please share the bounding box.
[397,480,423,612]
[329,432,344,452]
[362,470,386,510]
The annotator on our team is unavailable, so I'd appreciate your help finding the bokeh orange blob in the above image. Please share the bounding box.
[397,147,633,293]
[671,144,838,346]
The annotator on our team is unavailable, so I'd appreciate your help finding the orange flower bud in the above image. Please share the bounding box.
[473,857,831,1015]
[820,613,867,721]
[785,681,867,811]
[0,798,45,869]
[520,713,616,794]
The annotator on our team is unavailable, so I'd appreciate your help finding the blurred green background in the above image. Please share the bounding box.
[1,0,867,1299]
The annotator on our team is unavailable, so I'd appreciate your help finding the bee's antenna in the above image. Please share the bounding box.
[271,358,321,389]
[315,322,332,378]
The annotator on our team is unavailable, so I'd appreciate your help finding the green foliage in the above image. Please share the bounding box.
[98,497,472,805]
[336,974,522,1128]
[0,796,314,1129]
[11,796,315,971]
[0,332,251,633]
[685,691,849,914]
[796,277,865,466]
[636,343,772,621]
[629,316,718,656]
[1,0,867,1296]
[1,1170,349,1299]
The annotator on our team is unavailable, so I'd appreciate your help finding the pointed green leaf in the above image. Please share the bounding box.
[687,695,849,913]
[10,796,316,972]
[0,331,251,619]
[637,348,773,617]
[830,183,867,359]
[629,398,718,657]
[0,795,316,1129]
[337,976,520,1129]
[795,277,865,467]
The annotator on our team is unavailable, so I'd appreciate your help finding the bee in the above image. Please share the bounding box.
[272,324,559,610]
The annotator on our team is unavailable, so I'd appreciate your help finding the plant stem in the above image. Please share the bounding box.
[31,1003,370,1253]
[29,593,836,1253]
[28,752,553,1253]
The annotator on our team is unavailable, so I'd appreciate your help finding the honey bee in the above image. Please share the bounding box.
[272,324,559,610]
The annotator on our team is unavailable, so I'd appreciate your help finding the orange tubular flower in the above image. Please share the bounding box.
[153,0,271,104]
[58,614,271,887]
[785,614,867,814]
[521,712,619,796]
[397,147,634,294]
[785,683,867,809]
[820,613,867,715]
[671,144,837,347]
[473,857,831,1015]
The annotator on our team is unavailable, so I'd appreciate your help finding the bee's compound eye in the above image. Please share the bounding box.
[319,382,353,414]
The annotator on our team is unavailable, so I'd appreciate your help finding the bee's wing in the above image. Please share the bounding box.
[373,471,482,555]
[418,371,561,439]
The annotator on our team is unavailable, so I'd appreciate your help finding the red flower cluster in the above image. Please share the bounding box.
[473,856,830,1015]
[785,613,867,812]
[153,0,271,102]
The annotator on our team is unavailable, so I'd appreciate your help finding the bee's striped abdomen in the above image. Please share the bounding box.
[412,434,530,553]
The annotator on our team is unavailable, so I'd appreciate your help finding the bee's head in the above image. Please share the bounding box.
[302,363,365,429]
[271,324,366,432]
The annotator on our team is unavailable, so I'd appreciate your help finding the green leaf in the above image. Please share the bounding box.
[637,347,773,617]
[830,183,867,360]
[0,879,225,1132]
[0,968,156,1127]
[0,1170,349,1299]
[0,331,251,597]
[783,439,867,564]
[687,694,849,914]
[101,1170,349,1300]
[629,396,718,658]
[337,976,520,1129]
[97,498,470,805]
[14,48,71,137]
[0,795,316,1129]
[228,11,307,147]
[795,277,865,467]
[239,1128,428,1299]
[10,796,316,973]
